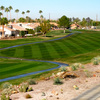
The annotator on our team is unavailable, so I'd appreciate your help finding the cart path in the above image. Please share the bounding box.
[0,33,75,82]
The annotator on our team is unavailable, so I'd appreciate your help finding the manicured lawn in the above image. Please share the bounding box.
[1,30,100,64]
[0,58,57,79]
[0,30,70,48]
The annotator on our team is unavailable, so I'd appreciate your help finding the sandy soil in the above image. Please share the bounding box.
[10,64,100,100]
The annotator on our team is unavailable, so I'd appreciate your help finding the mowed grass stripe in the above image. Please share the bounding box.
[0,63,30,72]
[0,64,37,78]
[80,35,100,43]
[42,43,60,59]
[69,37,93,51]
[0,63,20,71]
[14,47,24,57]
[61,40,82,55]
[63,39,87,53]
[38,43,53,59]
[72,35,99,49]
[77,36,100,47]
[23,45,32,58]
[49,42,68,58]
[52,41,75,56]
[31,45,42,59]
[0,48,16,57]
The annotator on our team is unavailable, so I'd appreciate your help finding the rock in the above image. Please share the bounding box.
[49,95,53,97]
[41,92,46,96]
[73,85,79,90]
[62,72,78,79]
[57,97,59,99]
[66,67,72,72]
[55,92,58,95]
[56,72,65,77]
[45,77,50,81]
[11,91,18,94]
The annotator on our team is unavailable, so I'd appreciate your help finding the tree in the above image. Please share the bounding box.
[0,12,3,18]
[86,17,91,26]
[39,10,43,14]
[80,18,87,27]
[22,11,25,18]
[26,10,30,22]
[19,17,26,22]
[9,6,13,21]
[0,17,8,38]
[0,6,5,17]
[5,8,10,19]
[39,10,43,23]
[58,15,70,33]
[15,9,19,21]
[40,20,50,36]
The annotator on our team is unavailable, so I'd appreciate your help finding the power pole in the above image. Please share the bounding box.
[96,14,98,26]
[49,13,50,21]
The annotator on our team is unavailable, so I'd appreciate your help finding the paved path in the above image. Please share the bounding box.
[0,33,75,82]
[72,84,100,100]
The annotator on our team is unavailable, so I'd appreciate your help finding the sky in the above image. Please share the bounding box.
[0,0,100,20]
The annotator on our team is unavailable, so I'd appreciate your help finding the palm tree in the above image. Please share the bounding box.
[9,6,13,21]
[26,10,30,14]
[39,10,43,23]
[5,7,10,19]
[26,10,30,22]
[0,12,3,18]
[22,11,25,18]
[39,10,42,14]
[0,17,8,38]
[0,6,5,17]
[15,9,19,20]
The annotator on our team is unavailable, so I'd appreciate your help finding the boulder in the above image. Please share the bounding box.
[56,72,65,77]
[61,72,78,79]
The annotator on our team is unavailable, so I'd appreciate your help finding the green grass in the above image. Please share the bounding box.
[0,58,57,79]
[0,30,100,85]
[0,30,70,48]
[1,30,100,64]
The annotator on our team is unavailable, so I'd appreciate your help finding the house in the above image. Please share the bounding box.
[8,23,27,37]
[0,25,16,38]
[70,23,80,29]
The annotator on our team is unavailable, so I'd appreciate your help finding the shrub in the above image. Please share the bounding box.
[92,56,100,65]
[2,82,12,89]
[53,77,63,85]
[19,83,29,92]
[84,69,92,77]
[60,66,67,72]
[1,94,10,100]
[27,79,36,85]
[71,65,77,71]
[27,87,33,92]
[25,94,32,99]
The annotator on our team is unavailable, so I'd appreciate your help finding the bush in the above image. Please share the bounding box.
[2,82,12,89]
[60,66,67,72]
[25,94,32,99]
[26,29,35,35]
[53,77,63,85]
[84,69,92,77]
[92,56,100,65]
[20,31,25,37]
[27,87,33,92]
[27,79,36,85]
[1,94,10,100]
[19,83,29,92]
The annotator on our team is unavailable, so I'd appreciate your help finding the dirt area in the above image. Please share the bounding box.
[9,63,100,100]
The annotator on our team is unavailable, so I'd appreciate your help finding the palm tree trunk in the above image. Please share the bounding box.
[64,27,65,33]
[10,11,11,21]
[7,13,8,19]
[2,25,5,38]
